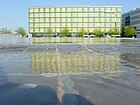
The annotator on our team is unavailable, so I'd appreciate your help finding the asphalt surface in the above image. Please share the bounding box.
[0,38,140,105]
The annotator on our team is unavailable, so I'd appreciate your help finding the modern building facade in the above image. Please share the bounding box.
[29,6,122,36]
[122,8,140,38]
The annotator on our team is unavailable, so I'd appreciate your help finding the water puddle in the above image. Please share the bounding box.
[18,83,37,89]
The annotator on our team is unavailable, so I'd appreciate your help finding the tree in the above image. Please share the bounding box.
[93,29,103,37]
[124,26,137,37]
[107,28,120,35]
[61,27,70,37]
[77,28,86,37]
[15,27,26,37]
[121,27,125,37]
[46,28,53,37]
[0,27,12,34]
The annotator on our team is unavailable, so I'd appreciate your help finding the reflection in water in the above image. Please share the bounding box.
[30,37,121,45]
[30,51,120,76]
[121,53,140,69]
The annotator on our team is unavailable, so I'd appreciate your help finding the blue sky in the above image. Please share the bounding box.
[0,0,140,33]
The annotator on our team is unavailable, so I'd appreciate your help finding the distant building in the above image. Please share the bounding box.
[29,6,122,37]
[122,8,140,38]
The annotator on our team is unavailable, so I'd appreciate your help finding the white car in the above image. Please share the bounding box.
[89,35,95,37]
[111,35,120,38]
[83,35,89,37]
[83,35,95,37]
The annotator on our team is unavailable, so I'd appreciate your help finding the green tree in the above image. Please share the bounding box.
[77,28,86,37]
[46,28,53,37]
[93,29,103,37]
[124,26,137,37]
[15,27,26,37]
[107,28,120,35]
[61,27,70,37]
[121,27,125,37]
[0,27,12,34]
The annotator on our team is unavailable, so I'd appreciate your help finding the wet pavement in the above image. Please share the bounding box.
[0,38,140,105]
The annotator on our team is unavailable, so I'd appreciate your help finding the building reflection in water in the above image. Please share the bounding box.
[30,51,120,77]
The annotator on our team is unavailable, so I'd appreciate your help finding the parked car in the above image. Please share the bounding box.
[83,35,95,37]
[89,35,95,37]
[111,35,121,38]
[83,35,89,37]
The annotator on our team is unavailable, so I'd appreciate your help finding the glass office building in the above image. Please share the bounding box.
[122,8,140,38]
[29,6,122,36]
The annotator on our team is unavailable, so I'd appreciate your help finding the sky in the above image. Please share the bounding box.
[0,0,140,33]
